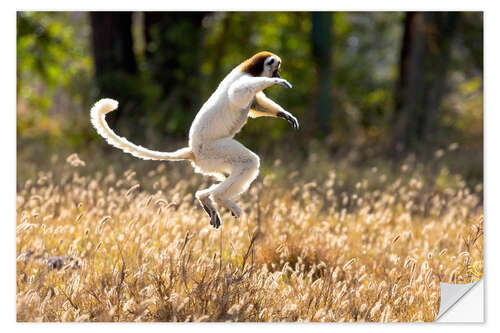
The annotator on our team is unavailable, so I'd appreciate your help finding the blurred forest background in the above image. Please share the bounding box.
[17,11,483,185]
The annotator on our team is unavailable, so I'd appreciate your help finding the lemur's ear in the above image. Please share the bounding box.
[240,51,276,77]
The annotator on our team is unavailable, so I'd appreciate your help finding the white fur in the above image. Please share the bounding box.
[90,55,294,227]
[90,99,192,161]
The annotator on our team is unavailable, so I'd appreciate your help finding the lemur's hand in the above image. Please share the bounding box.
[274,78,293,89]
[277,111,299,130]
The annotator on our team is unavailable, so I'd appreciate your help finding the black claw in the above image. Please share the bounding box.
[211,212,221,228]
[200,199,221,228]
[200,202,212,216]
[275,79,292,89]
[278,112,299,130]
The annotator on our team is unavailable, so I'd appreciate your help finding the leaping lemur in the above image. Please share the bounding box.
[90,51,299,228]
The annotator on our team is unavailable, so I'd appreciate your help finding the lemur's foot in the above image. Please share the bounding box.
[229,206,242,219]
[199,198,221,229]
[210,211,221,228]
[212,197,242,219]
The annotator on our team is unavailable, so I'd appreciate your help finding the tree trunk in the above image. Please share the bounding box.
[90,12,137,77]
[311,12,333,136]
[89,12,138,130]
[393,12,460,150]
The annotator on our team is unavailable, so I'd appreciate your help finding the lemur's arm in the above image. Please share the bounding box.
[249,91,299,129]
[228,76,291,109]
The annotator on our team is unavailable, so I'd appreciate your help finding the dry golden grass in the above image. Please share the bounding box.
[16,151,483,322]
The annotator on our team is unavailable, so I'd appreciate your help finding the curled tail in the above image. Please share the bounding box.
[90,98,194,161]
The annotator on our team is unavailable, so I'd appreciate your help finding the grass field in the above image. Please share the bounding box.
[16,150,483,322]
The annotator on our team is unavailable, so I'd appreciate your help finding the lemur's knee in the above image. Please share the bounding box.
[244,154,260,181]
[247,152,260,171]
[196,184,217,200]
[237,153,260,180]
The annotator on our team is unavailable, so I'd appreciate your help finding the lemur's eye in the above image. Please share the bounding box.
[268,58,274,65]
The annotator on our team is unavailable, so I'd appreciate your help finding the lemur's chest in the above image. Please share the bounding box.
[227,103,251,136]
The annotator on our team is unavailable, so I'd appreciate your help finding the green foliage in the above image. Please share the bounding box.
[17,12,93,148]
[17,12,92,103]
[332,13,403,144]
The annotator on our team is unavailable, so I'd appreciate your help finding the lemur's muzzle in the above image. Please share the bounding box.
[273,69,280,78]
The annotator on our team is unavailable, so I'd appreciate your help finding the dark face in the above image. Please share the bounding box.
[240,51,282,77]
[264,56,282,78]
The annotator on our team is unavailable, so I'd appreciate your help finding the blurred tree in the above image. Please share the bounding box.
[143,12,210,136]
[393,12,460,150]
[311,12,333,136]
[90,12,139,130]
[90,12,137,76]
[330,12,402,148]
[17,12,92,147]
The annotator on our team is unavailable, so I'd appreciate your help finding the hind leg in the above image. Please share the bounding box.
[196,186,221,228]
[209,147,260,219]
[194,138,260,226]
[212,197,243,218]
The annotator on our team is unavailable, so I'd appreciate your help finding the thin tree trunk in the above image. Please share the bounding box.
[421,12,460,141]
[311,12,333,136]
[90,12,137,77]
[393,12,425,150]
[90,12,138,130]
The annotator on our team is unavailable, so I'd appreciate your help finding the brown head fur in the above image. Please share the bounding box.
[240,51,281,76]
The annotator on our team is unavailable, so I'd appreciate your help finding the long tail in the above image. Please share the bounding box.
[90,98,194,161]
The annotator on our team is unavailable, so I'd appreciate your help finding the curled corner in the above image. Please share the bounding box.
[436,279,482,321]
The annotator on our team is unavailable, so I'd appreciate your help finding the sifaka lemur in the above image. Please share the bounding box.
[91,51,299,228]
